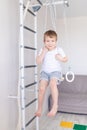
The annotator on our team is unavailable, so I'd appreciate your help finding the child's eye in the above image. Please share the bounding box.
[46,40,49,42]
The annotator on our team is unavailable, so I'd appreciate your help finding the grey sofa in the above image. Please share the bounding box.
[48,75,87,114]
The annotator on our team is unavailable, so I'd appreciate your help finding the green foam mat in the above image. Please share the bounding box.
[73,124,87,130]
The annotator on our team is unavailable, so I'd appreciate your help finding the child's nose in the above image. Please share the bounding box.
[50,42,53,45]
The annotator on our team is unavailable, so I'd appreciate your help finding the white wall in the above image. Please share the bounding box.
[0,1,19,130]
[56,17,87,75]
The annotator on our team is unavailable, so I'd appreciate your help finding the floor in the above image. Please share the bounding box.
[39,112,87,130]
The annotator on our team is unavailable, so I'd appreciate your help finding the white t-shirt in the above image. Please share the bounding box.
[38,47,66,73]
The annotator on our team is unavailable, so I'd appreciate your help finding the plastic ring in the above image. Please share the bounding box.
[65,71,75,82]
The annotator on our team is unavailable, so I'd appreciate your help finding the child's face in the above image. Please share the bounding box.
[44,36,57,50]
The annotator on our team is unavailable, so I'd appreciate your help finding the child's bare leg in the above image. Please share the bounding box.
[35,80,48,117]
[47,78,58,117]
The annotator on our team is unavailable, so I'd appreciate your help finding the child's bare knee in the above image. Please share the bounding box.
[49,79,57,88]
[39,86,45,93]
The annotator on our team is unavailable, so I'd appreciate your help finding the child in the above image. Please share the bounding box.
[35,30,68,117]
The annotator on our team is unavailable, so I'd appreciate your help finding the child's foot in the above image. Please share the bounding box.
[47,106,58,117]
[35,110,42,117]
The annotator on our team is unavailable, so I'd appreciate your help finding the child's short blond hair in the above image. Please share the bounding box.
[44,30,57,41]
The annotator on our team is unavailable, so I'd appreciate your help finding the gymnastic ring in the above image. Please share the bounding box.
[65,71,75,82]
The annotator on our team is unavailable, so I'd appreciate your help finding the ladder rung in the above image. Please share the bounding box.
[25,98,37,108]
[23,5,36,16]
[25,116,36,127]
[24,46,36,50]
[37,0,43,5]
[24,26,36,33]
[24,65,37,68]
[25,82,37,88]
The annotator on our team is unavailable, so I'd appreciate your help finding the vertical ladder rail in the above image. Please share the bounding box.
[19,0,25,130]
[34,12,39,130]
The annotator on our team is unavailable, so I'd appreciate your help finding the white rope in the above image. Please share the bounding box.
[49,0,56,31]
[63,6,75,82]
[52,0,57,31]
[43,0,57,31]
[44,0,48,32]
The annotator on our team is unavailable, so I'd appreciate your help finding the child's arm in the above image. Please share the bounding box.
[36,47,48,64]
[55,54,68,62]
